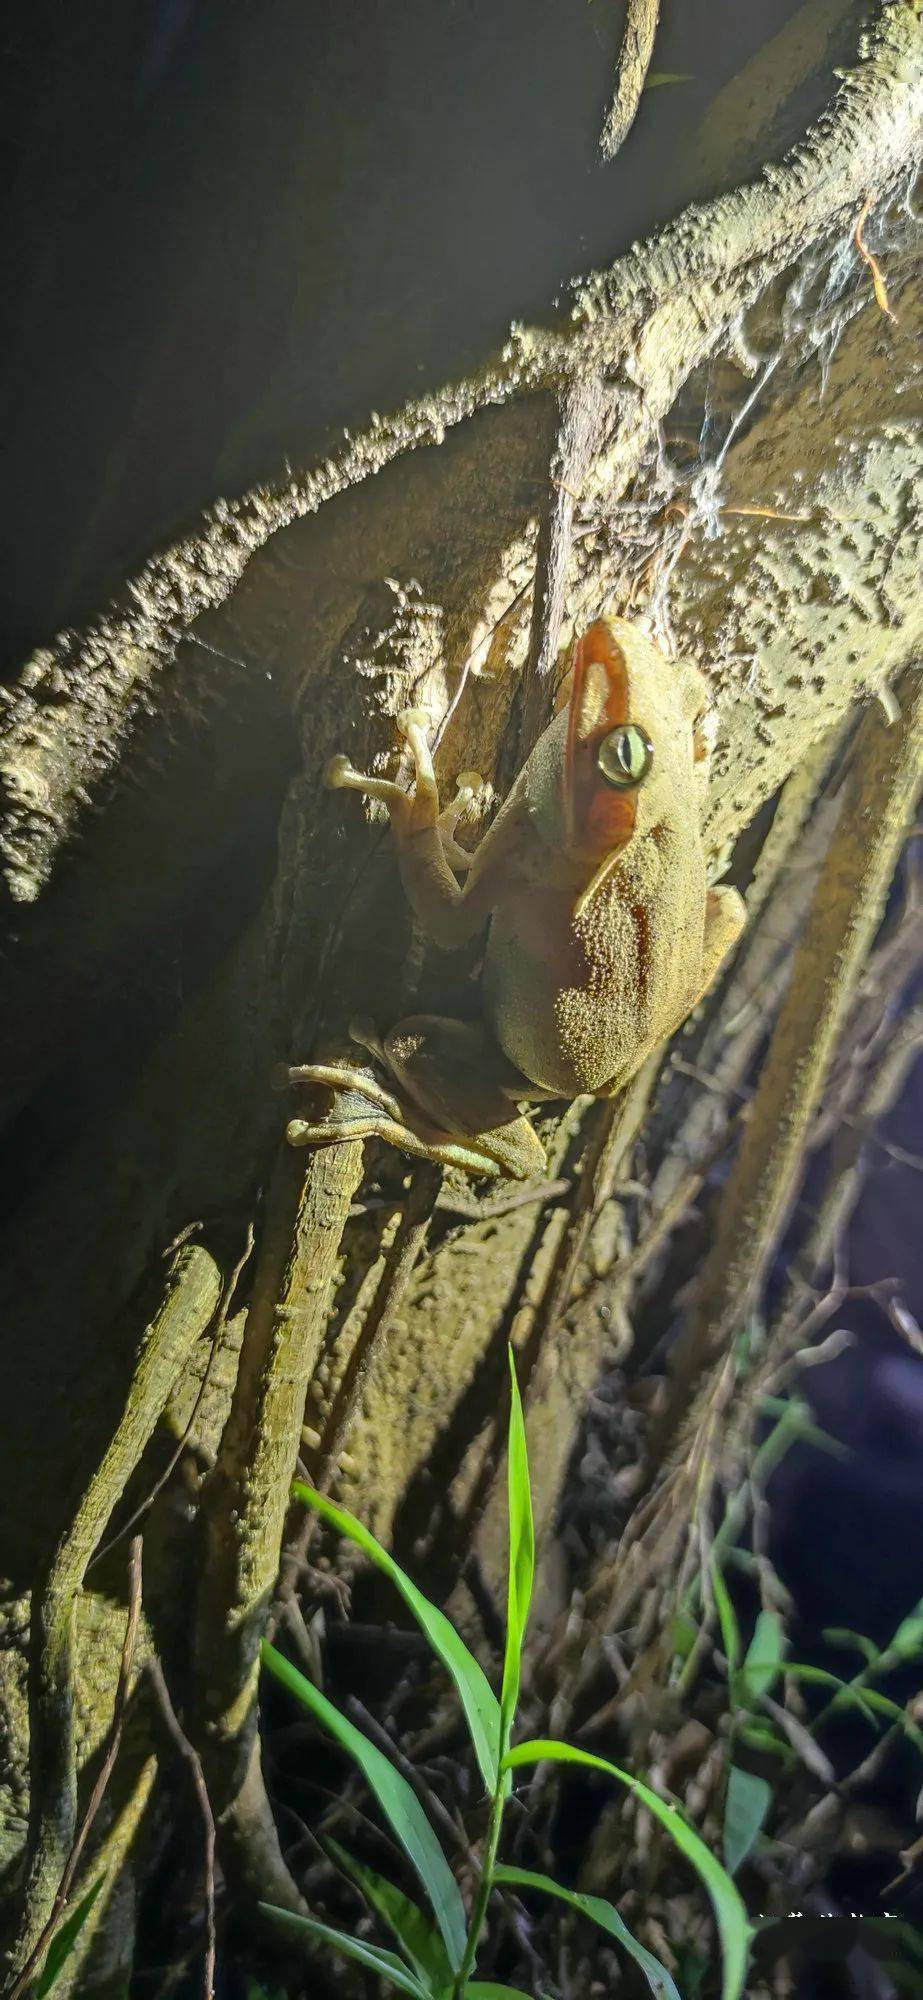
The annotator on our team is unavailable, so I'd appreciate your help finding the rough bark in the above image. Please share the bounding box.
[1,1,921,1983]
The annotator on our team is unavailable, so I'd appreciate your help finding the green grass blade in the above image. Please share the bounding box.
[883,1597,923,1664]
[737,1723,794,1762]
[710,1559,741,1680]
[35,1879,105,1997]
[766,1661,880,1727]
[260,1904,428,1996]
[503,1739,751,2000]
[723,1767,772,1876]
[325,1837,452,1991]
[494,1865,680,1998]
[262,1643,466,1969]
[292,1481,501,1791]
[822,1626,880,1664]
[500,1351,535,1742]
[739,1611,784,1701]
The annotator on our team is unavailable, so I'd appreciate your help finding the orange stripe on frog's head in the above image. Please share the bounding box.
[563,619,638,861]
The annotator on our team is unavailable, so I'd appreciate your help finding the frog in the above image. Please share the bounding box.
[283,617,746,1178]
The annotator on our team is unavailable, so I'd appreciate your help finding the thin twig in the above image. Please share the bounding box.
[347,1699,475,1867]
[148,1659,217,2000]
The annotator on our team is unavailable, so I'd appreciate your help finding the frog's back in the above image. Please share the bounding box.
[484,827,706,1098]
[479,618,711,1098]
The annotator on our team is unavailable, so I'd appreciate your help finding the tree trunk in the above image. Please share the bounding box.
[1,2,921,1987]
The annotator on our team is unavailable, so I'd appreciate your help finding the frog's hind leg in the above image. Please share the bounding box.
[286,1103,505,1177]
[379,1014,547,1179]
[281,1016,545,1179]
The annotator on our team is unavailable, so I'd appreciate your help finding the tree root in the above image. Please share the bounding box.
[193,1137,364,1912]
[2,1247,220,1983]
[651,666,923,1465]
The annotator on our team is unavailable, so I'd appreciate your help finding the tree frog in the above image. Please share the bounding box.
[285,618,746,1177]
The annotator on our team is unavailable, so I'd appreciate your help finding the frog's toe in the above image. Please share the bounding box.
[326,751,358,787]
[396,705,436,735]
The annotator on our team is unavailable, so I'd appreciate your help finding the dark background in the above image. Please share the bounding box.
[1,0,811,672]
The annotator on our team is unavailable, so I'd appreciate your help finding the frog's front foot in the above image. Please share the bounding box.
[325,707,444,838]
[438,769,483,874]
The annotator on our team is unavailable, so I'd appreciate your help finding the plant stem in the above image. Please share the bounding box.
[452,1777,509,1996]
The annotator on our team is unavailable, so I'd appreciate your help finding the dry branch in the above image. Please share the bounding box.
[599,0,662,160]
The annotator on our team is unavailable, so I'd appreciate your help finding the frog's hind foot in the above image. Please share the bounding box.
[278,1035,509,1178]
[286,1105,507,1177]
[278,1057,404,1123]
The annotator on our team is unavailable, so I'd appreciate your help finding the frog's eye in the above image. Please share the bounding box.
[597,723,653,789]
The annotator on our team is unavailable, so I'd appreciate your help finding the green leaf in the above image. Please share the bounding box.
[710,1559,741,1679]
[670,1612,698,1662]
[860,1688,923,1750]
[737,1723,794,1762]
[885,1597,923,1663]
[464,1987,537,1998]
[503,1739,751,2000]
[822,1626,880,1664]
[875,1965,923,1997]
[723,1767,772,1876]
[495,1865,680,1999]
[776,1662,880,1727]
[500,1351,535,1744]
[262,1643,466,1970]
[673,1943,710,1995]
[737,1611,784,1702]
[864,1919,923,1966]
[35,1879,105,1997]
[325,1837,452,1991]
[260,1904,428,1996]
[292,1482,501,1792]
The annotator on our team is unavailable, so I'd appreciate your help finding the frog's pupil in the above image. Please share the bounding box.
[598,723,653,788]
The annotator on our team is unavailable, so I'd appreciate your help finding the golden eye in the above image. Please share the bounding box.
[597,723,653,789]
